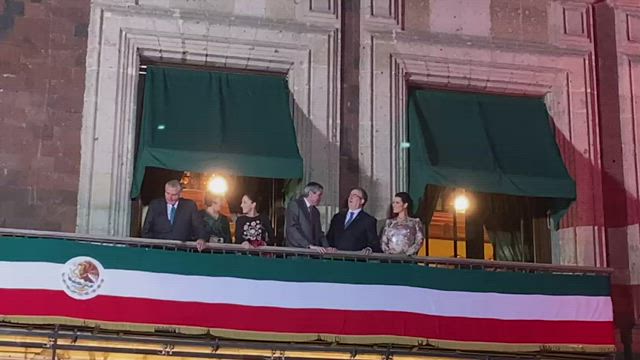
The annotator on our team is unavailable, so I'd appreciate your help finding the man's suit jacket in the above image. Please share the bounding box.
[326,210,381,252]
[285,196,328,248]
[142,198,206,241]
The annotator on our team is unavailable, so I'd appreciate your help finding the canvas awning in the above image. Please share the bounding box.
[408,89,576,222]
[131,66,303,198]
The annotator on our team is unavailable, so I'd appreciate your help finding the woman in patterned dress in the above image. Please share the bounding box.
[235,192,275,248]
[380,192,424,256]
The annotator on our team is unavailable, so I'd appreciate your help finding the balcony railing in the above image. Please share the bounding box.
[0,228,615,360]
[0,228,611,275]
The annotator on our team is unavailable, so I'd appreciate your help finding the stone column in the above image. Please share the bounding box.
[339,0,361,201]
[595,1,640,358]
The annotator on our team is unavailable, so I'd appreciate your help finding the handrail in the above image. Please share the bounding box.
[0,227,612,275]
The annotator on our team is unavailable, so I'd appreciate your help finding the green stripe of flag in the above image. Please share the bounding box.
[0,236,610,296]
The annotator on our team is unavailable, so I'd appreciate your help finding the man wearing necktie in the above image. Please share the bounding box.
[142,179,207,250]
[285,182,336,254]
[326,187,381,254]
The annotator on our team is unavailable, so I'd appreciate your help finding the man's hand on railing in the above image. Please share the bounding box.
[309,245,336,254]
[195,239,206,252]
[361,247,373,256]
[308,245,325,254]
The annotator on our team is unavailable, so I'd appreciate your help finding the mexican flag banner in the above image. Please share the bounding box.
[0,237,614,353]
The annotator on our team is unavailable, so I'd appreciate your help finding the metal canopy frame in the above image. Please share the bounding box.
[0,324,613,360]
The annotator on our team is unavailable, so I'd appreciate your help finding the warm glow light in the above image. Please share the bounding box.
[453,193,469,213]
[207,175,228,195]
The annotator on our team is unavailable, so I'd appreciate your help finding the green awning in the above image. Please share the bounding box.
[408,89,576,222]
[131,67,303,198]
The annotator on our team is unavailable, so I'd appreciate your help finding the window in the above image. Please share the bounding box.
[407,88,574,263]
[130,63,303,244]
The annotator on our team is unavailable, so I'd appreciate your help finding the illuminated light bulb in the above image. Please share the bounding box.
[207,175,228,195]
[454,194,469,213]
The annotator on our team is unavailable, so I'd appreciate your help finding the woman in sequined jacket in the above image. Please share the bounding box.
[380,192,424,256]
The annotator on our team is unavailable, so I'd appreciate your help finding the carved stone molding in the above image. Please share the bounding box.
[78,4,340,236]
[618,6,640,56]
[550,1,594,49]
[612,54,640,282]
[628,13,640,43]
[363,0,402,28]
[609,0,640,9]
[308,0,338,17]
[293,0,340,22]
[93,0,341,24]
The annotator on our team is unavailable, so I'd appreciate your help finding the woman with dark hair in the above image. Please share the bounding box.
[200,195,231,243]
[235,192,275,248]
[380,192,424,255]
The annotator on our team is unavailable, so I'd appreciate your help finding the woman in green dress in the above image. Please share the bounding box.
[200,195,232,243]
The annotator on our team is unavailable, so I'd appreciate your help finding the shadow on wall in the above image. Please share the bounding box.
[289,95,387,228]
[553,119,639,350]
[287,95,340,226]
[553,121,637,229]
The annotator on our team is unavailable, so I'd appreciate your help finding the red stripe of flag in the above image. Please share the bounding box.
[0,289,614,345]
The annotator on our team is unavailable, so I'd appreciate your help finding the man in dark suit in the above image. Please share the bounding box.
[142,179,207,250]
[285,182,336,254]
[326,187,380,254]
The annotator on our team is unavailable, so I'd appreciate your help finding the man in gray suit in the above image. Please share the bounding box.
[285,182,336,254]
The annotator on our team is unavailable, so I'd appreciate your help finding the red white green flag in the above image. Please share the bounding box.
[0,237,614,353]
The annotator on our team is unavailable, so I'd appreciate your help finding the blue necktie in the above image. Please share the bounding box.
[345,211,355,228]
[169,205,176,225]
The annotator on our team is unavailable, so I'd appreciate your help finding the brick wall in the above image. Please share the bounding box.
[0,0,89,231]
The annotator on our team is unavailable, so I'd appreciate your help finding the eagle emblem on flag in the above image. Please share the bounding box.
[61,256,105,300]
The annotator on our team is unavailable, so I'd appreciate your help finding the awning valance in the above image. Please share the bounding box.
[408,89,576,221]
[131,66,303,198]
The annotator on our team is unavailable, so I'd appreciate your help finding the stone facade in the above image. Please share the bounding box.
[0,0,88,232]
[1,0,640,357]
[355,2,640,353]
[361,0,606,266]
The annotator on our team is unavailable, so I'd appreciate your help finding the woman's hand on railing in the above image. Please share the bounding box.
[195,239,206,252]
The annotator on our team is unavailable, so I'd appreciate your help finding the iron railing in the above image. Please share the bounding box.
[0,227,611,275]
